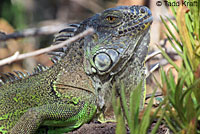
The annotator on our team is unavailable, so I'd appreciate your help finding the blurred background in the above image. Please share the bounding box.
[0,0,178,95]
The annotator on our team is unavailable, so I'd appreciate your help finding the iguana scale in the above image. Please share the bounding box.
[0,5,153,134]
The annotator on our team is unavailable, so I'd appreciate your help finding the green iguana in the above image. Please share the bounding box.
[0,5,153,134]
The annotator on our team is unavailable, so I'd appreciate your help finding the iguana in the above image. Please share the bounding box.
[0,5,153,134]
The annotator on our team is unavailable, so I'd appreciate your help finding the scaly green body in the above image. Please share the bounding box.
[0,6,152,134]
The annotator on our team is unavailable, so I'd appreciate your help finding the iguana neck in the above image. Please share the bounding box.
[52,39,95,95]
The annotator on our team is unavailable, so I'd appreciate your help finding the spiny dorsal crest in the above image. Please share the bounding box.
[0,24,79,86]
[48,24,80,63]
[0,64,48,86]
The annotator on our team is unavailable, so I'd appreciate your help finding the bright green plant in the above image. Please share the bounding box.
[112,81,157,134]
[112,0,200,133]
[158,0,200,133]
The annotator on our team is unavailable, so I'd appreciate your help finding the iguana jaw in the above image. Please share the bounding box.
[109,29,151,76]
[93,30,151,111]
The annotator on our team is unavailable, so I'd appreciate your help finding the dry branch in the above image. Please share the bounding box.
[0,24,69,41]
[0,28,94,66]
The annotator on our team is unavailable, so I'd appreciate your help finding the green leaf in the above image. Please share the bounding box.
[139,86,156,134]
[112,84,127,134]
[130,81,143,133]
[119,82,133,133]
[168,70,176,93]
[157,45,180,72]
[115,98,127,134]
[150,105,166,134]
[165,33,183,58]
[164,111,178,133]
[168,0,177,17]
[166,15,179,33]
[160,16,182,48]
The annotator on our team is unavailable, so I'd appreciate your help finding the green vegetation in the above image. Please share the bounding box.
[112,81,157,134]
[112,0,200,133]
[0,0,26,30]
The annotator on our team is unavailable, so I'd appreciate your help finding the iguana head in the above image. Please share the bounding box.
[84,5,152,75]
[82,5,153,113]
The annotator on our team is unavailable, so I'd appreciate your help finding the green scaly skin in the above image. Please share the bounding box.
[0,5,152,134]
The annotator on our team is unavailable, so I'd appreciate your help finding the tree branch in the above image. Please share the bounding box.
[0,28,94,66]
[0,24,69,41]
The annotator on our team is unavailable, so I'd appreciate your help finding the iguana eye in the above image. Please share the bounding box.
[105,16,117,23]
[94,53,111,72]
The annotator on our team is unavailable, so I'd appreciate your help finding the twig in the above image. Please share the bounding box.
[0,24,69,41]
[146,50,162,62]
[146,63,160,78]
[72,0,104,13]
[0,28,94,66]
[145,92,163,100]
